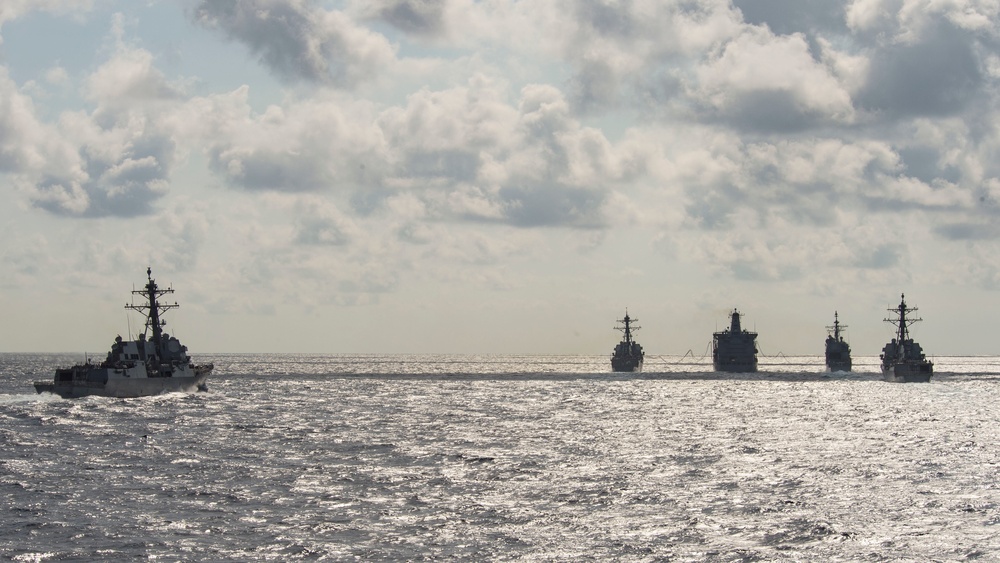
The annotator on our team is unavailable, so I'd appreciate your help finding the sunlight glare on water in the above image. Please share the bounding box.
[2,353,1000,560]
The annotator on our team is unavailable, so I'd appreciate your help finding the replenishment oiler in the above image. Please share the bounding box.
[713,309,758,373]
[824,311,852,372]
[34,268,213,398]
[610,311,644,372]
[880,293,933,383]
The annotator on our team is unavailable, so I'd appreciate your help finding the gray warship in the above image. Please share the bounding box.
[713,309,758,372]
[34,268,213,398]
[824,311,852,372]
[880,293,933,382]
[611,311,644,372]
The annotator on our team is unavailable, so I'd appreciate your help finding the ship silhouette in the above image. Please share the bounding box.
[880,293,933,382]
[34,268,213,398]
[825,311,852,372]
[611,311,644,372]
[713,309,758,373]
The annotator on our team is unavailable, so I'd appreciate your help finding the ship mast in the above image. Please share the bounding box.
[125,267,178,347]
[884,293,921,344]
[615,311,640,344]
[826,311,847,341]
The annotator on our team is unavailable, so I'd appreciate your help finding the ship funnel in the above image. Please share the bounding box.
[731,309,742,333]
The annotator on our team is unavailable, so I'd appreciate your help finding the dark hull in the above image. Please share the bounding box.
[712,318,758,373]
[882,362,932,383]
[713,357,758,373]
[611,355,643,373]
[825,342,852,372]
[35,367,212,398]
[826,360,852,372]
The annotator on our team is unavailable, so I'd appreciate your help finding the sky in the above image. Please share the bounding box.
[2,0,1000,356]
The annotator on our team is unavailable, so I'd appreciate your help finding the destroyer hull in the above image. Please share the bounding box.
[611,357,643,373]
[35,366,212,398]
[712,310,758,374]
[713,358,758,373]
[826,361,852,373]
[881,363,932,383]
[825,343,852,372]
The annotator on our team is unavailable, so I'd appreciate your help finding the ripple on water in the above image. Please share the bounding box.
[2,355,1000,560]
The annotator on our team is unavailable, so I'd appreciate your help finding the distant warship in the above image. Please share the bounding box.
[34,268,213,398]
[825,311,852,372]
[713,309,758,372]
[880,293,933,383]
[611,311,644,372]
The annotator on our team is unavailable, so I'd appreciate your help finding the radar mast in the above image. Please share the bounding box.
[884,293,921,345]
[615,311,640,344]
[125,267,178,347]
[827,311,847,341]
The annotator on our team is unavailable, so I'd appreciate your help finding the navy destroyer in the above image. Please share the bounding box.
[880,293,933,382]
[34,268,213,398]
[713,309,758,372]
[611,311,644,372]
[825,311,852,372]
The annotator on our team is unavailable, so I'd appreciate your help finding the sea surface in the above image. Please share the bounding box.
[2,353,1000,561]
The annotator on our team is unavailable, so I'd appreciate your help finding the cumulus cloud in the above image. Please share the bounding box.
[27,133,174,217]
[193,0,396,87]
[693,28,856,131]
[357,0,449,37]
[734,0,847,36]
[684,213,918,285]
[558,0,744,110]
[1,36,181,217]
[293,196,361,245]
[86,44,183,107]
[665,130,986,233]
[0,68,75,174]
[0,0,94,39]
[198,92,385,192]
[378,80,623,228]
[846,0,1000,39]
[198,75,626,229]
[857,21,983,118]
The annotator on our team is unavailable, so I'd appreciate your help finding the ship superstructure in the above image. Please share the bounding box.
[611,311,644,372]
[880,293,933,383]
[713,309,758,373]
[825,311,852,372]
[34,268,213,398]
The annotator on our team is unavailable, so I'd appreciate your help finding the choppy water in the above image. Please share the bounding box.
[3,353,1000,561]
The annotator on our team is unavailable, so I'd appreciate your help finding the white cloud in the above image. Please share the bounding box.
[44,66,70,87]
[198,92,385,192]
[0,0,94,37]
[353,0,450,38]
[0,67,78,175]
[693,28,856,130]
[292,195,362,246]
[194,0,397,87]
[193,75,628,228]
[86,43,183,107]
[3,35,184,217]
[847,0,1000,40]
[7,1,1000,353]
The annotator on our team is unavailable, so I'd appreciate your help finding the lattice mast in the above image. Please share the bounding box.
[125,267,178,346]
[884,293,921,345]
[615,311,640,344]
[827,311,847,340]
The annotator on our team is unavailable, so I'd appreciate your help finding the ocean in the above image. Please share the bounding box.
[2,353,1000,561]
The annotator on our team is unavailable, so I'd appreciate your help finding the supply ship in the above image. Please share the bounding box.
[34,268,213,398]
[713,309,758,372]
[880,293,933,382]
[824,311,852,372]
[611,311,644,372]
